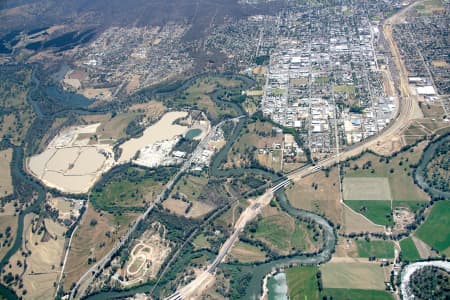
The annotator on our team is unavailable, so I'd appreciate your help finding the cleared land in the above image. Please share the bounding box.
[0,148,13,197]
[285,168,342,225]
[228,241,266,263]
[286,266,320,300]
[415,201,450,254]
[322,289,393,300]
[400,237,421,262]
[356,240,395,259]
[343,177,392,201]
[321,262,386,290]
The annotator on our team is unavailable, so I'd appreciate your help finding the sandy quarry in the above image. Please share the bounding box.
[28,123,115,194]
[118,111,188,163]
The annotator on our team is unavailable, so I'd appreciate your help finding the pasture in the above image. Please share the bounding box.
[322,289,393,300]
[228,241,266,263]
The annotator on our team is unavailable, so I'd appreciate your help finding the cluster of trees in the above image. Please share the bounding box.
[409,266,450,300]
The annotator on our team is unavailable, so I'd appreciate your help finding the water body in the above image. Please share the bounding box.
[268,272,288,300]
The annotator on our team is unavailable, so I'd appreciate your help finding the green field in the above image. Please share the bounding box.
[322,289,393,300]
[345,200,393,226]
[416,201,450,252]
[185,128,202,140]
[400,237,421,262]
[356,240,395,258]
[286,266,320,300]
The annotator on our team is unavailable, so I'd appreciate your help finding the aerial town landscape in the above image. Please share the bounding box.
[0,0,449,299]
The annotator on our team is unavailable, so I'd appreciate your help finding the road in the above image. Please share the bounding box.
[165,3,421,299]
[69,117,240,300]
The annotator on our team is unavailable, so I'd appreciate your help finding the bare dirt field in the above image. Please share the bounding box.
[28,123,115,193]
[343,205,385,234]
[119,111,188,163]
[321,262,386,290]
[0,148,13,197]
[63,206,137,291]
[285,168,342,225]
[343,177,392,201]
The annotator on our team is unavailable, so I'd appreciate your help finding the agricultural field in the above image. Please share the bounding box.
[415,201,450,255]
[0,148,13,197]
[247,206,321,256]
[285,168,342,225]
[63,206,138,291]
[228,241,267,263]
[356,240,395,259]
[286,266,320,300]
[321,262,386,290]
[321,289,394,300]
[400,237,421,262]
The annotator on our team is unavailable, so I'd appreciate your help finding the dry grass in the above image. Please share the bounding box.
[63,206,137,291]
[431,60,450,68]
[0,148,13,197]
[321,262,386,290]
[285,168,342,225]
